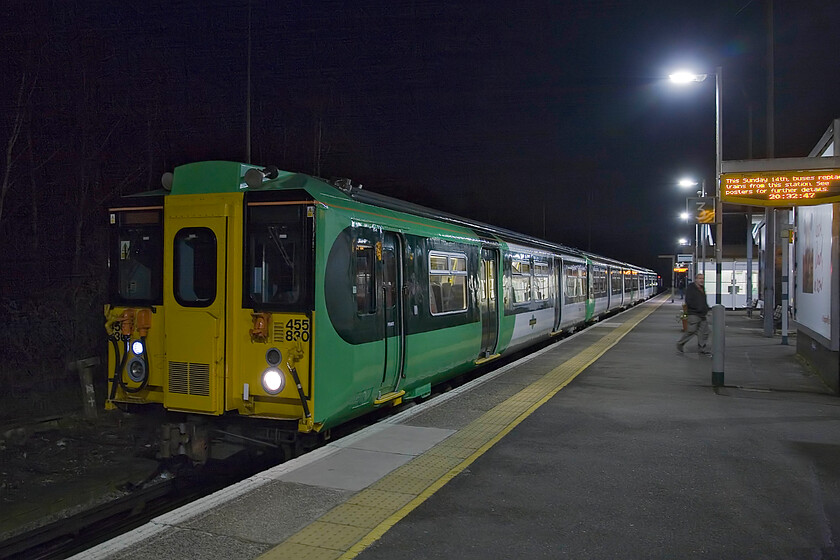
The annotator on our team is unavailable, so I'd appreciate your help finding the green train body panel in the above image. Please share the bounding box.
[493,239,516,355]
[310,187,485,429]
[313,324,482,429]
[585,299,595,320]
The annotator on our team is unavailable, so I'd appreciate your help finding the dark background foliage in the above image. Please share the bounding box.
[1,1,838,422]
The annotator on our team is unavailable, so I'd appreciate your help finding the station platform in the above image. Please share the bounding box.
[76,294,840,560]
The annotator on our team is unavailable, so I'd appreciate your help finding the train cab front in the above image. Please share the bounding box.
[158,173,318,463]
[232,189,316,435]
[105,198,165,408]
[106,162,319,462]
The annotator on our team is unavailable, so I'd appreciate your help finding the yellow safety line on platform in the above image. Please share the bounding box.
[259,296,666,560]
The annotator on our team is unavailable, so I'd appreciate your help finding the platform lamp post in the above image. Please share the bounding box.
[679,209,693,278]
[677,238,692,290]
[678,177,708,278]
[670,67,725,387]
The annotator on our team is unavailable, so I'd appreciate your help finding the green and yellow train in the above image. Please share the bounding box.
[105,161,657,462]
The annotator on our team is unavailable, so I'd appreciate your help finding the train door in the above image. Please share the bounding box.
[478,248,499,358]
[164,213,228,414]
[554,256,563,331]
[378,232,405,397]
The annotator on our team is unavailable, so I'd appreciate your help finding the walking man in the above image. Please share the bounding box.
[676,273,711,355]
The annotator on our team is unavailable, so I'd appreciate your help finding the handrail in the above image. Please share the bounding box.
[381,285,388,384]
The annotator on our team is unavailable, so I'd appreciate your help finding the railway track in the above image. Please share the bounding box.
[1,479,175,559]
[0,459,262,560]
[0,327,581,560]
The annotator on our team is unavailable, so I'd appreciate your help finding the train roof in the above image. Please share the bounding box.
[339,185,588,258]
[580,251,656,274]
[151,161,652,271]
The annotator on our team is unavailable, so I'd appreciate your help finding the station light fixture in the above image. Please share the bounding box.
[669,71,708,84]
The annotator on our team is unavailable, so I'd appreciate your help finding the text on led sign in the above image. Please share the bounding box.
[721,170,840,206]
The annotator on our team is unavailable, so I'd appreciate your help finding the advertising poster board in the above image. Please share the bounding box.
[796,204,836,342]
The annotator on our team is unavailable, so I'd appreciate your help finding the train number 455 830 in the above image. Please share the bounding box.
[285,319,311,342]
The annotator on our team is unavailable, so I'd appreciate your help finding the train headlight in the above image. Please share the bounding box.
[127,357,147,383]
[261,367,285,395]
[132,340,145,355]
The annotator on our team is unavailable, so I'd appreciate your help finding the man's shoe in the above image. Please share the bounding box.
[676,343,684,353]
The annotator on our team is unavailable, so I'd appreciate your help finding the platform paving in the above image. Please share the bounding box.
[356,299,840,560]
[76,296,840,560]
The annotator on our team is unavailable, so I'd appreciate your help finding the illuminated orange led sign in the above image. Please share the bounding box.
[721,170,840,206]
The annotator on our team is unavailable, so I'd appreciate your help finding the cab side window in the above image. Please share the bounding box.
[354,241,376,315]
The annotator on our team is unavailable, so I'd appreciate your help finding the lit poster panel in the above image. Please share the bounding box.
[721,170,840,206]
[796,204,833,340]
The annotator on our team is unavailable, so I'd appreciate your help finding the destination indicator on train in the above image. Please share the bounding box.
[721,170,840,207]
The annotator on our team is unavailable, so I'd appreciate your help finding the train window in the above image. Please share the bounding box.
[246,205,308,308]
[354,242,376,315]
[622,271,635,292]
[174,227,216,307]
[112,210,162,304]
[533,261,550,301]
[611,270,623,295]
[430,254,448,271]
[563,262,587,304]
[383,247,397,308]
[450,256,467,272]
[511,260,532,304]
[483,260,496,302]
[592,266,608,297]
[429,251,468,315]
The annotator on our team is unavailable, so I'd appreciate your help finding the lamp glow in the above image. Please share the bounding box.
[669,71,707,84]
[261,368,285,395]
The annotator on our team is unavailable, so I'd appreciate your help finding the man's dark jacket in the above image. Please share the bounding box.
[684,282,710,317]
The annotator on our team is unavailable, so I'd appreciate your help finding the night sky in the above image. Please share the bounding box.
[2,0,840,275]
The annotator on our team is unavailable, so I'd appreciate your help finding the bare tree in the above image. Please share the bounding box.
[0,72,36,225]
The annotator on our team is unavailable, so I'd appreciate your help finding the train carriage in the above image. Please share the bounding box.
[499,242,558,353]
[104,161,657,462]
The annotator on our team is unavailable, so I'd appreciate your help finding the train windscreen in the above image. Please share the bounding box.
[246,204,312,310]
[109,208,163,305]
